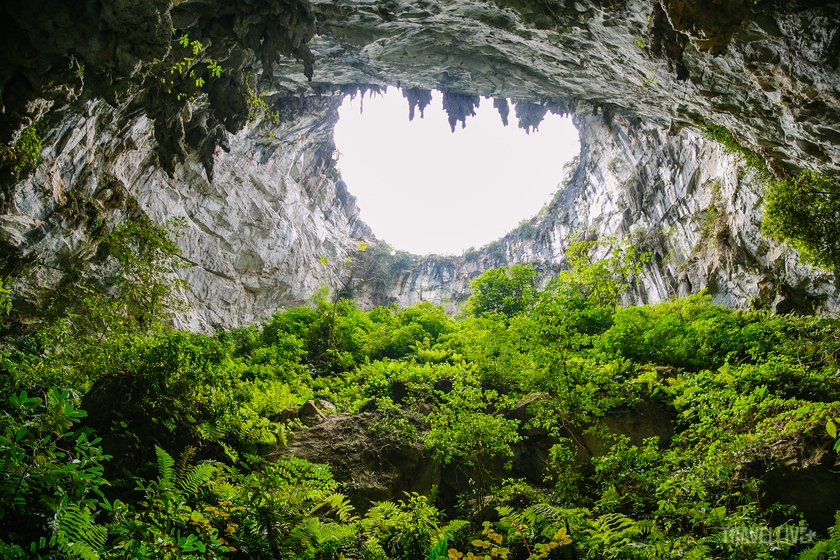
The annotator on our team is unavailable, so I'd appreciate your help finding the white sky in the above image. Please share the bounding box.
[334,89,580,255]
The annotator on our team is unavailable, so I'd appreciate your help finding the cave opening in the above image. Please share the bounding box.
[333,88,580,256]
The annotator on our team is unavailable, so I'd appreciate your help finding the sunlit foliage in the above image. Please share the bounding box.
[1,224,839,559]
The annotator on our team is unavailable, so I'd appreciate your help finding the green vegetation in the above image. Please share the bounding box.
[2,223,840,559]
[346,240,413,304]
[4,121,45,179]
[467,263,538,317]
[514,219,537,239]
[762,170,840,272]
[483,240,505,260]
[701,124,840,274]
[158,31,223,102]
[701,124,772,183]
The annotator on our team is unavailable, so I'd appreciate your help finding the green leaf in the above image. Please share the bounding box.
[828,419,838,439]
[428,537,448,560]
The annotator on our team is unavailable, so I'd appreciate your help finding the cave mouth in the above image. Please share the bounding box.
[333,88,580,256]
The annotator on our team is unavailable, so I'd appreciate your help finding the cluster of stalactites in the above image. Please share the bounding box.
[395,87,576,133]
[340,84,386,115]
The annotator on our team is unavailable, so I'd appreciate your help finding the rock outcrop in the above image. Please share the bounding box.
[265,394,674,513]
[1,0,839,327]
[264,411,441,511]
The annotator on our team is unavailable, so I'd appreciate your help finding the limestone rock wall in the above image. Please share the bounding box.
[281,0,840,176]
[3,93,371,331]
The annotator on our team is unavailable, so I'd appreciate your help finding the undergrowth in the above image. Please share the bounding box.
[1,226,839,559]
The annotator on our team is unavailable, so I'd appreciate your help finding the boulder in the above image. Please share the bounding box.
[263,412,440,512]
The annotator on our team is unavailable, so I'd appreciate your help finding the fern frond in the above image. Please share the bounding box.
[439,519,469,542]
[367,501,399,517]
[56,503,108,560]
[179,463,217,496]
[177,445,197,482]
[154,445,175,486]
[311,493,356,522]
[197,422,224,442]
[314,521,355,548]
[247,424,278,445]
[290,516,320,551]
[363,536,389,560]
[830,510,840,542]
[219,441,239,463]
[528,503,588,528]
[211,481,241,500]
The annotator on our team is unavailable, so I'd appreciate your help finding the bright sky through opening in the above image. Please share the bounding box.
[334,89,580,255]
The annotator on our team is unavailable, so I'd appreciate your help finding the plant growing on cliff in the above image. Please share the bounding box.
[158,31,223,103]
[762,170,840,273]
[6,121,45,179]
[701,124,772,183]
[559,234,650,310]
[41,216,189,338]
[483,240,505,260]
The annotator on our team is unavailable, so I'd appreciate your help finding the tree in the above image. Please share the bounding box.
[558,234,649,311]
[468,264,539,317]
[762,170,840,273]
[424,382,521,515]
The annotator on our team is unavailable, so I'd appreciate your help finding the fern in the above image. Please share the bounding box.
[439,518,469,542]
[176,445,197,482]
[55,503,108,560]
[179,463,217,496]
[196,422,224,441]
[154,445,175,487]
[311,492,356,522]
[219,441,239,463]
[582,513,657,556]
[498,503,589,541]
[290,517,356,557]
[798,511,840,560]
[211,481,241,500]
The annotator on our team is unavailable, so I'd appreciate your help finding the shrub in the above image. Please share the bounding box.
[762,170,840,272]
[468,264,539,317]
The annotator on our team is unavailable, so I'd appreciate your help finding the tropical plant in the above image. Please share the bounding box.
[468,264,539,317]
[763,170,840,272]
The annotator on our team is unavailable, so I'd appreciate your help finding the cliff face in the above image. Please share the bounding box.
[360,113,838,314]
[1,0,839,327]
[4,93,370,330]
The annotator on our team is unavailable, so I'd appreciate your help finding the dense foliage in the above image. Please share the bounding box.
[762,171,840,273]
[1,225,839,560]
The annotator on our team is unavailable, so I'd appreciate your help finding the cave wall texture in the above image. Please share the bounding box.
[1,0,839,328]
